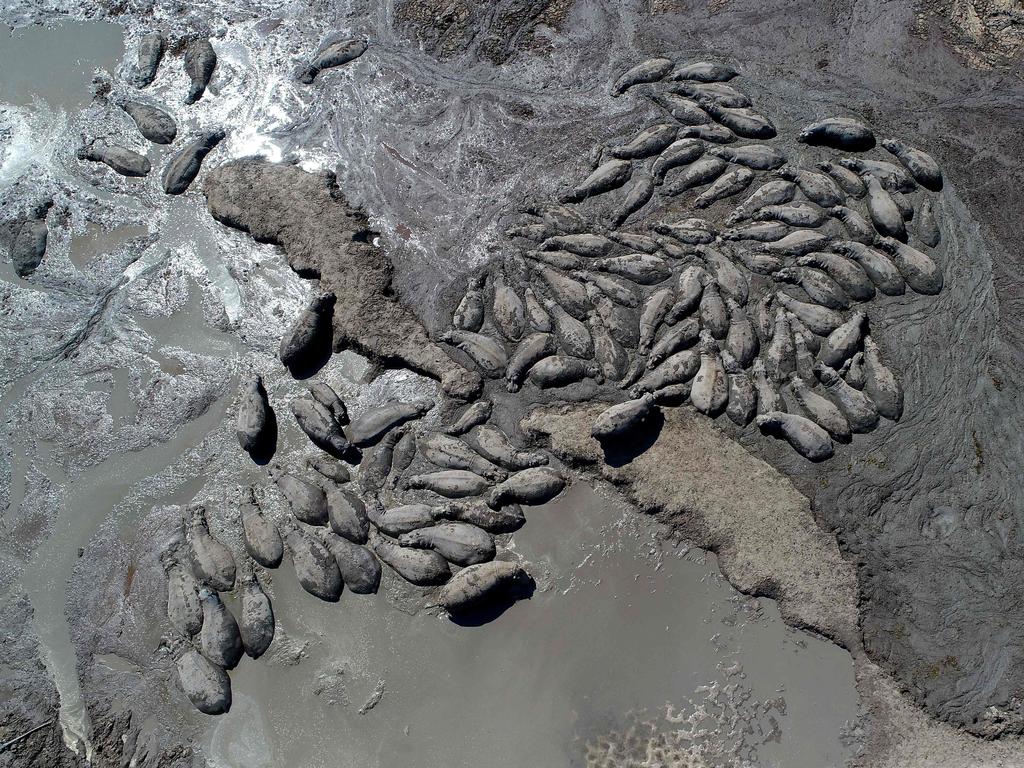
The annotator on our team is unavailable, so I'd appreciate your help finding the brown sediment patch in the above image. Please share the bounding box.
[522,402,861,649]
[202,160,481,400]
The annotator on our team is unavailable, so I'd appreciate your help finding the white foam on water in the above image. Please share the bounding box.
[198,29,311,157]
[216,62,290,163]
[228,124,284,163]
[296,148,337,173]
[0,101,67,191]
[583,678,778,768]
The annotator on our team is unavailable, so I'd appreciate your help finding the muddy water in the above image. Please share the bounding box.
[14,362,236,756]
[204,482,856,768]
[0,19,127,755]
[0,21,123,112]
[0,17,858,768]
[69,222,150,269]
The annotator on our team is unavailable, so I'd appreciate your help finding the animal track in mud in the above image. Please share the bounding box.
[162,53,948,717]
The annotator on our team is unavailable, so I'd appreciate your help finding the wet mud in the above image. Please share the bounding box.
[0,2,1023,767]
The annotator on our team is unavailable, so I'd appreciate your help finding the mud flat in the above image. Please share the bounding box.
[203,160,482,400]
[0,2,1023,767]
[525,401,1024,766]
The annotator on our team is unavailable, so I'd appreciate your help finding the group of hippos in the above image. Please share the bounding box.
[443,56,945,463]
[162,365,552,715]
[110,33,554,716]
[146,45,947,716]
[77,34,223,194]
[7,32,371,278]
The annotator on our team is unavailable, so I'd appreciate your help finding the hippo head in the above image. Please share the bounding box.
[188,504,207,524]
[697,330,719,354]
[773,266,797,283]
[442,369,482,401]
[485,488,501,509]
[582,282,604,303]
[396,532,424,547]
[507,564,537,596]
[157,635,183,657]
[814,361,840,385]
[874,237,897,254]
[720,349,741,375]
[311,291,336,312]
[159,546,181,570]
[775,164,797,180]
